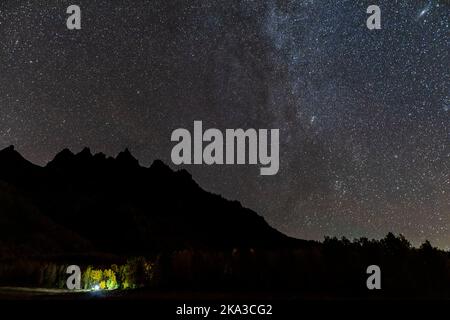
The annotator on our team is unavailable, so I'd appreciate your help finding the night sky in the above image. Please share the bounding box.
[0,1,448,248]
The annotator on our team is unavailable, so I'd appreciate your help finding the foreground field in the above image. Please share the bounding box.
[0,286,330,301]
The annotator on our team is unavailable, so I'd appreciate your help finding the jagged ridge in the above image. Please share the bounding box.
[0,146,297,257]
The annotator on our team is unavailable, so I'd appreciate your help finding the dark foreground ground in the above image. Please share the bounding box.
[2,286,449,301]
[0,287,326,301]
[1,287,447,319]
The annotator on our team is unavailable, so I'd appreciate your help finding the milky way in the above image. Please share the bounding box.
[0,0,448,247]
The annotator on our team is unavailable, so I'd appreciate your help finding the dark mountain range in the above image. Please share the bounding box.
[0,146,300,258]
[1,146,449,298]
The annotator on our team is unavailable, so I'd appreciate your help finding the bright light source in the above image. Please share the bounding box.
[93,285,100,291]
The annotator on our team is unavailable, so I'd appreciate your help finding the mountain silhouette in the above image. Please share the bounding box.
[2,146,449,299]
[0,146,299,258]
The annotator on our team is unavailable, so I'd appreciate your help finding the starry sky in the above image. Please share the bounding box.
[0,1,448,248]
